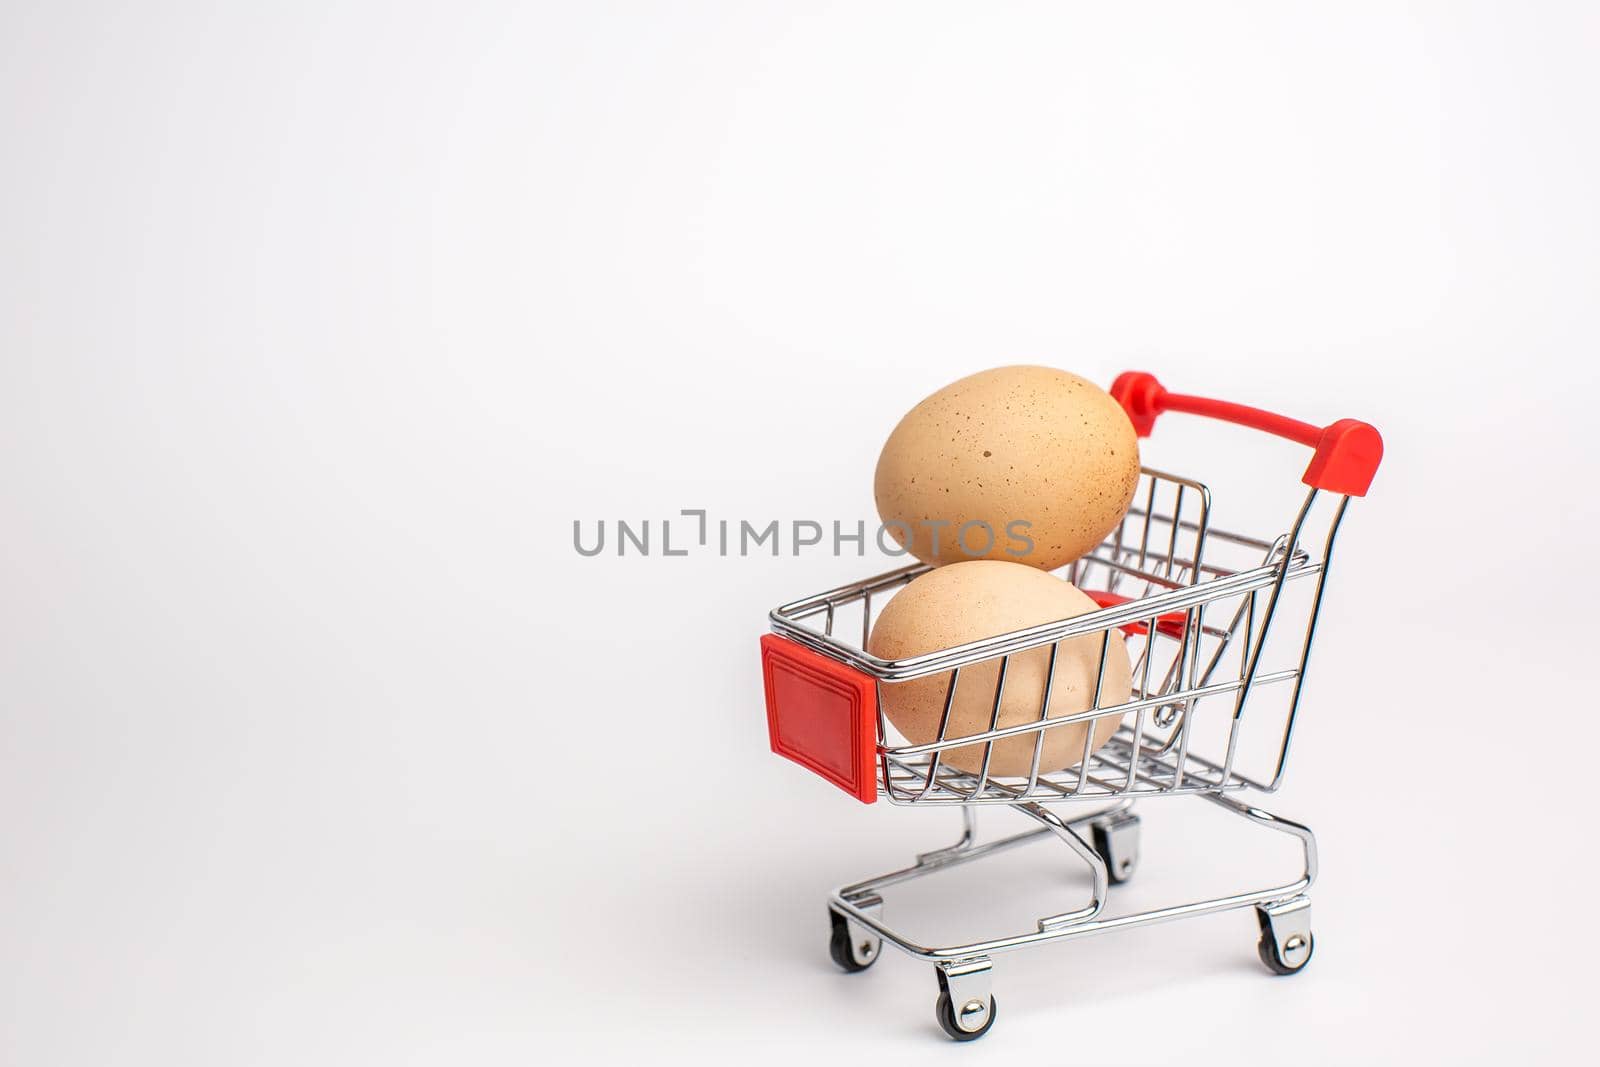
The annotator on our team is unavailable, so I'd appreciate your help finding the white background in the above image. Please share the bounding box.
[2,2,1596,1064]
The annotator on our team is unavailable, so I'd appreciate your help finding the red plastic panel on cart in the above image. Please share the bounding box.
[761,634,878,804]
[1082,589,1189,639]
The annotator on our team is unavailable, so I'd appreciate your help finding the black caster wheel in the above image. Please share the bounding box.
[1091,816,1139,885]
[1257,930,1314,975]
[935,991,997,1041]
[828,911,879,973]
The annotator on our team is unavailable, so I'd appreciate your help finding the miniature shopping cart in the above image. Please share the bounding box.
[760,371,1382,1040]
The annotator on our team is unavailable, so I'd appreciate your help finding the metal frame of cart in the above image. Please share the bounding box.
[759,371,1382,1040]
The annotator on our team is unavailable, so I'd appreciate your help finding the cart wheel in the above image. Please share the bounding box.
[1255,898,1314,975]
[1091,813,1141,885]
[828,910,879,973]
[936,991,998,1041]
[1257,930,1314,975]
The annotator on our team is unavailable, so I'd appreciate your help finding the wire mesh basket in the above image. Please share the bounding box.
[769,465,1347,806]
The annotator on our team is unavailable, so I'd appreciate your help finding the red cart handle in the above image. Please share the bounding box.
[1110,371,1383,497]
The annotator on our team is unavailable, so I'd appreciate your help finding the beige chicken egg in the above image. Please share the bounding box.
[875,366,1141,570]
[867,560,1132,777]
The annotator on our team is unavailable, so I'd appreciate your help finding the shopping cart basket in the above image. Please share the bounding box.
[760,371,1382,1040]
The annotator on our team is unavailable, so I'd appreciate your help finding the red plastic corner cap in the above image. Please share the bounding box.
[1110,371,1165,437]
[760,634,878,803]
[1304,418,1383,497]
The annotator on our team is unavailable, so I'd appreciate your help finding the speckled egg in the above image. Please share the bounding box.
[874,366,1141,569]
[867,561,1131,777]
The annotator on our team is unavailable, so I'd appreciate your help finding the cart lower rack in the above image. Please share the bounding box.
[760,372,1381,1040]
